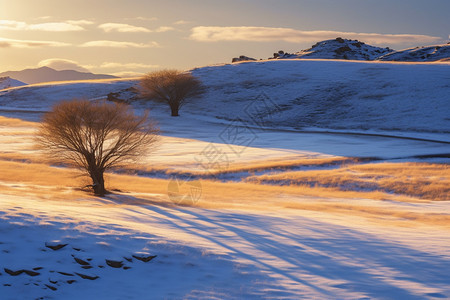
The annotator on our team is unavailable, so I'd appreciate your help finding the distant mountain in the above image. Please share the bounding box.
[377,43,450,62]
[0,76,27,90]
[0,66,118,84]
[270,38,393,61]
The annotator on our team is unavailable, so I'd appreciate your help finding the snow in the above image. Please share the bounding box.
[274,38,392,60]
[259,39,450,63]
[1,190,449,299]
[0,77,27,90]
[379,44,450,62]
[0,59,449,299]
[1,59,449,142]
[189,60,450,140]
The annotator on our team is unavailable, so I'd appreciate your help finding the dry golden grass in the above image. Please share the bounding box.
[248,162,450,201]
[1,159,448,228]
[0,116,37,127]
[201,156,354,175]
[0,115,448,229]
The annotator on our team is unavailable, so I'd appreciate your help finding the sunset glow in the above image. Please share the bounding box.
[1,0,449,76]
[0,1,449,299]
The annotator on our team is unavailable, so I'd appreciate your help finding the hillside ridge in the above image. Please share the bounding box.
[233,38,450,62]
[0,66,118,85]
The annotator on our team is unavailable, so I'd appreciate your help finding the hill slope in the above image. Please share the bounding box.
[0,66,117,84]
[190,60,450,138]
[378,44,450,62]
[0,76,27,90]
[273,38,393,60]
[259,39,450,62]
[0,60,449,140]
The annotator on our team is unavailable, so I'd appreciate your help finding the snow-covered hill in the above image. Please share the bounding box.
[191,60,450,139]
[0,60,449,299]
[378,43,450,62]
[242,39,450,62]
[0,76,27,90]
[0,60,449,141]
[270,38,393,60]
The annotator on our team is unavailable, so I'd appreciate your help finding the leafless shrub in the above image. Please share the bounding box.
[140,69,202,116]
[35,98,159,196]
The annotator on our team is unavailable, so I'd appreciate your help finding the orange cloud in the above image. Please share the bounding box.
[0,20,85,31]
[190,26,442,45]
[0,37,69,48]
[98,23,151,33]
[80,40,160,48]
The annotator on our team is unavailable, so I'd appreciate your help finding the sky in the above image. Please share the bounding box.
[1,0,449,77]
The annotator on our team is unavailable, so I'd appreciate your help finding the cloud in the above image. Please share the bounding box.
[0,20,85,31]
[99,23,151,33]
[38,58,90,72]
[68,20,94,26]
[0,37,70,48]
[190,26,442,45]
[98,23,174,33]
[0,20,27,30]
[174,20,191,25]
[155,26,175,33]
[80,40,160,48]
[36,16,53,20]
[126,16,158,22]
[27,22,85,32]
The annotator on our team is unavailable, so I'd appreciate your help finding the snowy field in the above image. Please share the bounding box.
[0,60,449,299]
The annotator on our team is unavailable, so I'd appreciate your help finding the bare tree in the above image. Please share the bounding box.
[36,99,159,196]
[140,69,202,116]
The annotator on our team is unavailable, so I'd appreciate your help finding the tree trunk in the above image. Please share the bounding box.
[170,104,179,117]
[90,169,106,196]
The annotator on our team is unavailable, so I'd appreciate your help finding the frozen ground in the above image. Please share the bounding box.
[0,60,449,299]
[1,191,449,300]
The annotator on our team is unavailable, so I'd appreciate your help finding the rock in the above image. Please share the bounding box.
[132,254,157,262]
[123,266,131,270]
[73,257,90,266]
[33,267,43,271]
[105,259,123,268]
[335,46,351,54]
[336,37,345,43]
[45,242,68,251]
[107,92,127,104]
[123,257,133,262]
[4,268,24,276]
[57,271,74,276]
[23,270,40,276]
[45,284,57,291]
[4,268,39,276]
[75,272,99,280]
[81,266,93,269]
[232,55,257,63]
[67,280,76,284]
